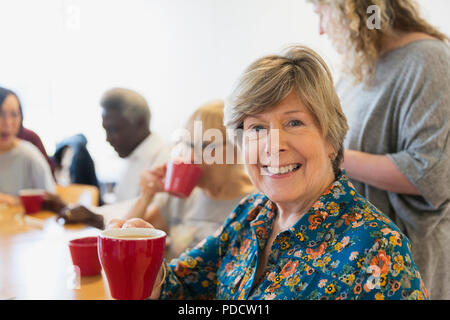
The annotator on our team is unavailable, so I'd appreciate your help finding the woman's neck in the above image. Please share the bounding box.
[274,196,317,231]
[0,138,18,154]
[274,173,335,232]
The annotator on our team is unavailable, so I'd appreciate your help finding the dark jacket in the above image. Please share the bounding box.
[53,134,103,205]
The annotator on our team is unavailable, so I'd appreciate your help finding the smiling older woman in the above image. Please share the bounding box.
[110,46,427,300]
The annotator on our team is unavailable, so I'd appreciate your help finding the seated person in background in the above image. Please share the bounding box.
[109,46,427,300]
[2,88,56,176]
[121,100,255,259]
[100,87,170,202]
[0,87,55,205]
[40,88,169,226]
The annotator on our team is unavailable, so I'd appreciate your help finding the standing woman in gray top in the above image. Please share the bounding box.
[311,0,450,299]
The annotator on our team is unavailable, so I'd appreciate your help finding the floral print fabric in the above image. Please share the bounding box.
[160,172,428,300]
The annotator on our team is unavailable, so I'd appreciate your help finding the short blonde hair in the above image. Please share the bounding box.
[186,100,226,140]
[224,45,348,176]
[185,100,249,169]
[309,0,449,84]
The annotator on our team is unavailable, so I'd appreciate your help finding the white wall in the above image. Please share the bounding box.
[1,0,448,182]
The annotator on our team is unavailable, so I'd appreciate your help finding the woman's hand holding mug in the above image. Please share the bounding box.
[139,164,167,199]
[105,218,166,300]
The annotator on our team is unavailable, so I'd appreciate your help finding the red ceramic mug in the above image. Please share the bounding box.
[98,228,166,300]
[164,160,203,198]
[69,236,102,276]
[19,189,45,214]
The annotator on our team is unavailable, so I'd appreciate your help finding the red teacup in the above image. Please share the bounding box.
[19,189,44,214]
[69,236,102,276]
[98,228,166,300]
[164,160,203,198]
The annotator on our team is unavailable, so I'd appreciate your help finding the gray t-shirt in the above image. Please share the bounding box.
[337,39,450,299]
[0,140,55,196]
[159,187,250,260]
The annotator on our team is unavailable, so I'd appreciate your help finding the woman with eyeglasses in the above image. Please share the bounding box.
[0,87,55,205]
[111,100,255,259]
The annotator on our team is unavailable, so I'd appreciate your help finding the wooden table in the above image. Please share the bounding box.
[0,205,112,300]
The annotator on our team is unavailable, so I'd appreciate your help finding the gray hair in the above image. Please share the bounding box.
[224,45,348,176]
[100,87,151,126]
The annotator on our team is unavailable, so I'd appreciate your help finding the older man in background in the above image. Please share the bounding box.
[100,88,170,202]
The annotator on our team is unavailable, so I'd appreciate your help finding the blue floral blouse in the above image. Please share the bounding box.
[159,172,428,300]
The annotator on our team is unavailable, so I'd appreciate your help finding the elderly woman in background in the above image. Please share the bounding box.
[0,87,55,205]
[311,0,450,299]
[112,100,255,259]
[109,46,427,300]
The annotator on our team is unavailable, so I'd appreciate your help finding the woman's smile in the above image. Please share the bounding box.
[260,163,302,178]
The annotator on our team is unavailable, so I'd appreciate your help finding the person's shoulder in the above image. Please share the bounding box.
[346,191,413,253]
[337,176,409,247]
[395,39,450,72]
[342,195,427,299]
[15,140,44,158]
[15,140,50,168]
[140,132,171,163]
[410,38,449,56]
[350,189,400,228]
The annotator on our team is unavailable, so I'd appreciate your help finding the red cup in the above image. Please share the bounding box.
[98,228,166,300]
[164,160,203,198]
[68,236,102,276]
[19,189,44,214]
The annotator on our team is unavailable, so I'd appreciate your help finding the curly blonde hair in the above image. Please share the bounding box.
[310,0,449,84]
